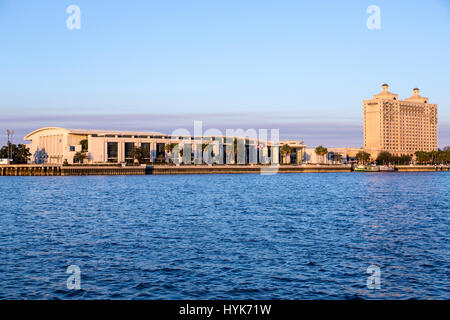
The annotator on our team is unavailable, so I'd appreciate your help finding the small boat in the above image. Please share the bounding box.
[353,164,380,172]
[379,165,397,172]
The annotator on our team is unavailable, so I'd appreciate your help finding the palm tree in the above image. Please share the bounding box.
[200,143,210,163]
[73,151,87,164]
[165,143,177,154]
[314,145,328,164]
[333,152,343,164]
[222,140,236,164]
[430,150,438,164]
[165,143,182,164]
[130,146,149,164]
[280,144,293,164]
[355,151,371,164]
[80,139,88,152]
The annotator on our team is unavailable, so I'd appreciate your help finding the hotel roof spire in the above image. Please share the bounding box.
[372,83,398,100]
[405,87,428,103]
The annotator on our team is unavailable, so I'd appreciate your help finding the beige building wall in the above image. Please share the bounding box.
[24,128,167,165]
[279,140,306,164]
[24,127,306,165]
[25,128,72,164]
[363,84,438,155]
[304,147,371,164]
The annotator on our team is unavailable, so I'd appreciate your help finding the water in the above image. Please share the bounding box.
[0,172,448,299]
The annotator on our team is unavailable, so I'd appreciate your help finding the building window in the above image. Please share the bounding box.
[107,142,118,162]
[156,143,166,163]
[141,143,151,162]
[70,146,75,152]
[125,142,135,162]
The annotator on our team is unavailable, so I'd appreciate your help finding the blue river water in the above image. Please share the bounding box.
[0,172,448,299]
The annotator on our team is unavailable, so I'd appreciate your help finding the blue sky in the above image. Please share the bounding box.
[1,0,449,147]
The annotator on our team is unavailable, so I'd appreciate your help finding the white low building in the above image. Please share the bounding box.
[24,127,306,165]
[303,148,368,164]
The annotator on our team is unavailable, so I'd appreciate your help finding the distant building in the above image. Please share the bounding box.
[303,148,363,164]
[24,127,306,165]
[279,140,306,164]
[363,84,438,155]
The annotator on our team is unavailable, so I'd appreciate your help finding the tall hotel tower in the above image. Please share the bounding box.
[363,84,438,155]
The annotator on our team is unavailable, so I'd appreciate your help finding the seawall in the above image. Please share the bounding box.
[396,165,450,172]
[0,164,448,176]
[147,165,351,175]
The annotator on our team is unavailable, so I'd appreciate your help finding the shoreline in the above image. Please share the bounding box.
[0,164,449,176]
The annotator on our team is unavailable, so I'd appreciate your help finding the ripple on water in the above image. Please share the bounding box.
[0,173,448,299]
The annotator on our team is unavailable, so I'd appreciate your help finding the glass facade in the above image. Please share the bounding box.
[156,143,165,163]
[141,143,151,162]
[107,142,118,162]
[124,142,135,162]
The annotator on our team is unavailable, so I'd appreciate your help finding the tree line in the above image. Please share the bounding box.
[360,149,450,165]
[374,151,412,165]
[414,149,450,164]
[0,143,31,164]
[312,146,450,165]
[2,139,449,166]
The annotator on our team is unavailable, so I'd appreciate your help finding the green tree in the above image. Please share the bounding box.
[430,150,438,164]
[80,139,88,151]
[14,144,31,164]
[130,146,149,164]
[0,144,10,159]
[314,145,328,164]
[0,143,31,164]
[415,151,431,164]
[333,152,343,164]
[165,143,185,163]
[393,154,411,165]
[73,151,87,164]
[414,150,450,165]
[355,151,371,164]
[281,144,293,164]
[436,150,450,164]
[376,151,393,165]
[165,143,177,153]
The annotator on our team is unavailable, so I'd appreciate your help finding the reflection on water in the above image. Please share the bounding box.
[0,172,448,299]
